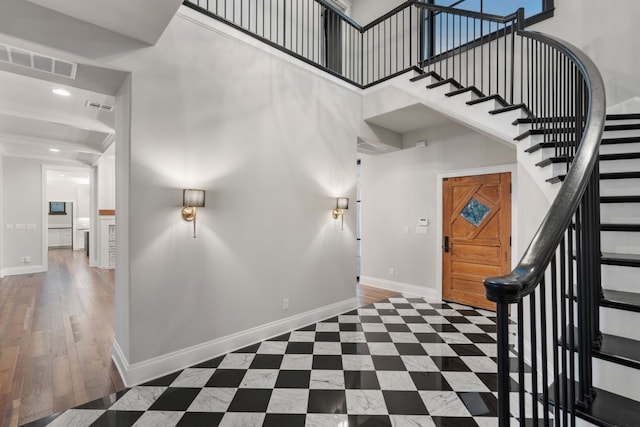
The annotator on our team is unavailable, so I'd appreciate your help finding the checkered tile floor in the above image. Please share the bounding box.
[24,295,545,427]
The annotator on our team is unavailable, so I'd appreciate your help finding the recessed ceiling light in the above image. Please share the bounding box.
[49,148,60,152]
[59,174,66,177]
[52,88,71,97]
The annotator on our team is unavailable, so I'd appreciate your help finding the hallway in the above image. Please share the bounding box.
[0,249,123,426]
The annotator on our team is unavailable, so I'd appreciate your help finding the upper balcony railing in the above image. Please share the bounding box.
[184,1,606,425]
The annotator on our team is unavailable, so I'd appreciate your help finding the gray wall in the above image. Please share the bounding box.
[360,122,516,293]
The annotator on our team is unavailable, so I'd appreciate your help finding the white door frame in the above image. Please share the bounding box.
[435,163,518,303]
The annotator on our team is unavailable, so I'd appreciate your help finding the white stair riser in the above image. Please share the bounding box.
[599,142,640,155]
[600,158,640,173]
[593,357,640,403]
[603,128,640,139]
[601,264,640,293]
[601,231,640,255]
[601,203,640,224]
[606,119,640,126]
[600,306,640,341]
[600,178,640,196]
[426,82,460,97]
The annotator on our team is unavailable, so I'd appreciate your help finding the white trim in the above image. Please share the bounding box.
[177,6,362,94]
[359,276,439,300]
[607,96,640,115]
[2,265,46,276]
[112,297,358,387]
[435,163,518,301]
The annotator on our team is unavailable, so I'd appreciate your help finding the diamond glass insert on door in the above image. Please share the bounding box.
[460,197,490,227]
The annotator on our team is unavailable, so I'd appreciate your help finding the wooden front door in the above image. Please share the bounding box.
[442,172,511,311]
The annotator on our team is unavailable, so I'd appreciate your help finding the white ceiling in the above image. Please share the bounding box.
[365,104,452,134]
[0,69,115,165]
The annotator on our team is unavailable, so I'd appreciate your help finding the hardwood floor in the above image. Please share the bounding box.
[357,283,400,306]
[0,249,124,427]
[0,251,397,426]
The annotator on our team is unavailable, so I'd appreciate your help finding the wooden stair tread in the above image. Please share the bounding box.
[551,385,640,427]
[489,103,531,116]
[601,223,640,232]
[550,171,640,182]
[601,289,640,314]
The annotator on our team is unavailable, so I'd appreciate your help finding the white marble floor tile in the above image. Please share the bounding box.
[280,354,313,370]
[358,308,380,316]
[407,324,436,333]
[468,316,495,325]
[345,389,388,415]
[436,309,462,316]
[239,369,279,388]
[419,391,471,417]
[338,315,360,323]
[460,356,497,373]
[438,333,472,344]
[315,322,340,332]
[362,323,388,332]
[218,353,255,369]
[453,323,486,333]
[257,341,288,354]
[396,309,420,316]
[266,388,309,413]
[342,355,375,371]
[389,415,437,427]
[376,371,417,391]
[423,316,449,324]
[47,409,105,427]
[313,342,342,355]
[109,387,167,411]
[373,303,395,309]
[442,372,490,392]
[289,331,316,342]
[367,343,399,356]
[219,412,266,427]
[380,316,405,324]
[171,368,216,388]
[421,343,458,357]
[132,411,183,427]
[305,413,349,427]
[187,387,236,412]
[309,370,345,389]
[388,332,419,343]
[476,343,498,357]
[339,332,367,343]
[400,356,438,372]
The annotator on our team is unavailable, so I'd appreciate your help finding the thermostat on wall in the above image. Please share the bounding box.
[418,218,429,226]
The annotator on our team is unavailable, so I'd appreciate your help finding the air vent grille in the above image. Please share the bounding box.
[0,43,77,79]
[357,141,388,154]
[85,100,114,112]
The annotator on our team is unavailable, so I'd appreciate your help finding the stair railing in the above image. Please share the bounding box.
[184,1,607,424]
[484,33,606,426]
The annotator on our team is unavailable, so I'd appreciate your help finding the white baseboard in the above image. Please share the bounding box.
[1,265,46,276]
[112,297,358,387]
[359,276,440,300]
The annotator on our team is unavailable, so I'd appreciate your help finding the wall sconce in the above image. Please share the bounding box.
[332,197,349,230]
[182,189,205,238]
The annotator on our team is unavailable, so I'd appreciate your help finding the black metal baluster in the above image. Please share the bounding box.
[496,302,511,427]
[530,291,539,424]
[518,301,526,425]
[568,214,576,425]
[560,236,569,426]
[540,277,550,425]
[551,252,562,425]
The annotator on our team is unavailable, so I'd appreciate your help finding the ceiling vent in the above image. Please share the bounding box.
[0,43,77,79]
[85,100,114,112]
[357,140,388,154]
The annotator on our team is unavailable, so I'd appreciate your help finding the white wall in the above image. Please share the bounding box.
[96,146,115,210]
[100,9,360,371]
[2,157,43,273]
[360,122,515,294]
[350,0,404,24]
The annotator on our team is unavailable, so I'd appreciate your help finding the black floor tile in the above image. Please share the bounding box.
[364,332,392,342]
[250,354,283,369]
[409,372,453,391]
[359,316,383,323]
[344,371,380,389]
[414,333,445,343]
[148,388,201,411]
[341,343,370,355]
[348,414,392,427]
[262,414,306,426]
[298,324,317,331]
[392,303,413,309]
[313,355,343,370]
[478,324,497,333]
[316,332,341,342]
[371,355,406,371]
[449,344,485,357]
[176,412,224,426]
[459,392,498,417]
[227,388,272,412]
[384,324,410,332]
[382,390,429,415]
[402,316,427,324]
[377,309,399,316]
[431,357,471,372]
[286,342,314,354]
[445,316,471,324]
[457,310,482,317]
[90,411,144,427]
[464,333,496,343]
[431,324,459,333]
[340,323,364,332]
[275,370,311,388]
[141,371,182,386]
[431,416,480,426]
[307,389,347,413]
[192,355,225,368]
[268,332,291,341]
[417,309,440,316]
[235,343,261,353]
[205,369,246,387]
[394,343,427,355]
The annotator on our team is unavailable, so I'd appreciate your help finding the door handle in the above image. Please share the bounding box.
[444,236,450,253]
